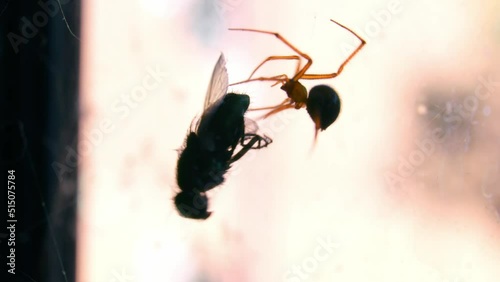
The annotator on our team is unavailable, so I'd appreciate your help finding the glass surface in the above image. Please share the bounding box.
[78,0,500,281]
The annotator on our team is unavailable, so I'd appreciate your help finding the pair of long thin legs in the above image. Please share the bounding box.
[230,133,272,164]
[229,19,366,111]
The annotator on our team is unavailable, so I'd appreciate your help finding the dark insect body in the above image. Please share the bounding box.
[175,54,271,219]
[229,19,366,140]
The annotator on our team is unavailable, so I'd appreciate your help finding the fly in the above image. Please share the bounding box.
[175,53,272,219]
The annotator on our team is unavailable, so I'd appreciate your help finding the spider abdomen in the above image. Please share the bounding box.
[306,84,341,131]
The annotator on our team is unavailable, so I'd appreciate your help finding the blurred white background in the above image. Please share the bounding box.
[78,0,500,281]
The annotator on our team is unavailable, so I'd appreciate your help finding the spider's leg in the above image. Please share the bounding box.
[247,98,296,119]
[229,28,313,80]
[262,103,296,118]
[246,55,301,80]
[248,98,292,112]
[300,19,366,80]
[229,74,288,87]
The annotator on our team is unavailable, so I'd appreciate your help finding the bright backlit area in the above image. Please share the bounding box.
[78,0,500,281]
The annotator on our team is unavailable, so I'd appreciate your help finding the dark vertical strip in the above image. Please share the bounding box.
[0,0,80,281]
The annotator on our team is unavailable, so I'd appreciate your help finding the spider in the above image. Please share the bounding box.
[228,19,366,140]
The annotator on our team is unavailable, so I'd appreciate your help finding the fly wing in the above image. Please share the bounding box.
[243,117,259,134]
[203,53,229,111]
[194,53,229,149]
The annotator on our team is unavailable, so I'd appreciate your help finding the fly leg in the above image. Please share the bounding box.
[229,134,272,164]
[241,133,272,149]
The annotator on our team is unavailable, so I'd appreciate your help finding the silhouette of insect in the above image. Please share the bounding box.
[229,19,366,140]
[175,53,272,219]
